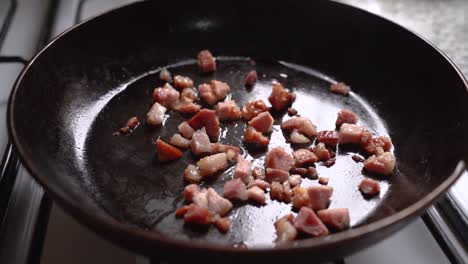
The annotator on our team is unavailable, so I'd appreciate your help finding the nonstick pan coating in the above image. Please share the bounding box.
[7,0,468,262]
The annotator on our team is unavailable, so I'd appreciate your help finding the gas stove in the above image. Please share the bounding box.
[0,1,466,263]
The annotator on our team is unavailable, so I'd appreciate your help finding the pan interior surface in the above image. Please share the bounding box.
[83,58,394,247]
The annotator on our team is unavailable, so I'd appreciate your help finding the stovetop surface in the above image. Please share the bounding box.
[0,1,467,263]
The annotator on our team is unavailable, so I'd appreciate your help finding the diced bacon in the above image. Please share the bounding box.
[270,181,293,203]
[352,154,364,162]
[184,204,212,225]
[244,70,258,86]
[171,98,201,115]
[187,109,220,140]
[268,81,296,111]
[265,147,294,171]
[181,88,198,102]
[275,214,297,243]
[323,157,336,168]
[241,100,269,120]
[282,181,293,202]
[361,134,393,155]
[293,149,318,167]
[159,68,171,82]
[290,167,308,176]
[206,188,233,216]
[212,80,230,99]
[312,142,331,161]
[146,102,167,126]
[184,184,200,202]
[330,82,350,96]
[336,109,358,127]
[265,168,290,183]
[287,108,298,116]
[252,167,265,180]
[170,134,191,149]
[211,143,241,156]
[175,205,189,217]
[184,164,202,183]
[234,156,252,183]
[247,186,266,204]
[247,179,270,190]
[192,189,208,208]
[318,177,329,185]
[358,178,381,196]
[317,208,350,231]
[215,100,242,121]
[224,178,248,201]
[118,116,139,134]
[289,130,310,144]
[178,121,195,139]
[294,207,329,237]
[190,128,212,156]
[307,186,333,211]
[156,139,183,162]
[288,174,302,187]
[243,126,270,147]
[153,83,180,107]
[198,80,230,105]
[339,124,365,144]
[308,166,319,179]
[316,130,340,146]
[198,83,216,105]
[363,152,395,175]
[248,112,274,133]
[197,153,228,177]
[226,149,237,162]
[281,117,317,137]
[214,217,231,233]
[173,75,194,90]
[197,50,216,73]
[292,187,309,209]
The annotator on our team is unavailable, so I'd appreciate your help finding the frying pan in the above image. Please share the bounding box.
[7,0,468,262]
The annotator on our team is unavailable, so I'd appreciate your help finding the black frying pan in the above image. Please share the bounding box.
[7,0,468,262]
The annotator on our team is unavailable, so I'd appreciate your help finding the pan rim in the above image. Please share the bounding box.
[7,0,468,255]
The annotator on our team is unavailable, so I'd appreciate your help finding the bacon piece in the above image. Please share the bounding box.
[268,81,296,111]
[307,166,319,179]
[215,100,242,121]
[184,164,202,183]
[292,187,309,209]
[289,130,310,144]
[281,117,317,138]
[252,167,265,180]
[198,80,231,105]
[288,174,302,187]
[270,181,293,203]
[192,189,208,208]
[352,154,364,162]
[198,83,216,105]
[206,188,233,216]
[183,204,212,225]
[187,109,220,139]
[323,157,336,168]
[247,186,266,204]
[175,205,190,217]
[293,149,318,167]
[290,167,308,176]
[312,142,331,161]
[118,116,139,134]
[245,70,258,86]
[361,134,393,155]
[170,133,190,149]
[172,97,201,115]
[153,83,180,107]
[234,156,252,183]
[287,108,298,116]
[197,50,216,73]
[275,214,297,243]
[336,109,357,127]
[265,147,294,171]
[197,153,228,177]
[159,68,171,82]
[307,186,333,211]
[181,88,198,102]
[243,126,269,147]
[317,208,350,231]
[265,168,290,183]
[339,124,365,144]
[316,130,340,146]
[184,184,200,202]
[178,121,195,139]
[330,82,350,95]
[211,143,241,158]
[282,181,293,202]
[214,217,231,233]
[358,178,381,196]
[248,112,274,133]
[242,100,269,120]
[224,178,248,201]
[190,128,212,156]
[294,207,329,237]
[318,177,329,185]
[173,75,194,90]
[226,149,237,162]
[247,179,270,190]
[156,139,183,162]
[363,152,395,175]
[146,102,167,126]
